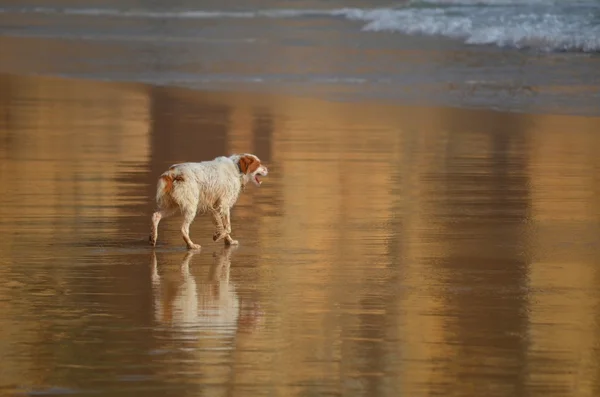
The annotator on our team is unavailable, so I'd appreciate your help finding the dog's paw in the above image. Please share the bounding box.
[225,238,239,246]
[187,243,202,251]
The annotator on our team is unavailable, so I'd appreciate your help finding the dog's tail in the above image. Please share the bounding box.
[156,169,184,208]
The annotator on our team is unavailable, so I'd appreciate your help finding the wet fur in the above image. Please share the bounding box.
[149,153,268,250]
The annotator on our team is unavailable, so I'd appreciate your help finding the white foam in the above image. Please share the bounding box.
[341,3,600,53]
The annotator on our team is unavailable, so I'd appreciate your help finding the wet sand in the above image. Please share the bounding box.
[1,72,600,396]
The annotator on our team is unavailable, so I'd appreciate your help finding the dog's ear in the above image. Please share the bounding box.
[238,155,260,174]
[238,155,252,174]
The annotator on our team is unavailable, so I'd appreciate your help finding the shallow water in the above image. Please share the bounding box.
[1,73,600,396]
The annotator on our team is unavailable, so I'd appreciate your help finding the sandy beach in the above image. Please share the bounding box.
[1,0,600,395]
[1,70,600,396]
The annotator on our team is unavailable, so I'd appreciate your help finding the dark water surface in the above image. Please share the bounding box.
[1,73,600,396]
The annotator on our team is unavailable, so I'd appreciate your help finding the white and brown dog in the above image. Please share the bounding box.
[150,153,268,250]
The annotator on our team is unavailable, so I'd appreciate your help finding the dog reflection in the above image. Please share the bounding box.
[151,247,262,334]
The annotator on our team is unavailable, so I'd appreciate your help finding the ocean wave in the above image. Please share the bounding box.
[346,4,600,53]
[2,3,599,53]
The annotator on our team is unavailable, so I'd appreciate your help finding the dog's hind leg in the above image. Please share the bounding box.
[150,210,168,247]
[181,209,201,251]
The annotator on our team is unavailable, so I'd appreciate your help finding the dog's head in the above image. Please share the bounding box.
[231,153,268,187]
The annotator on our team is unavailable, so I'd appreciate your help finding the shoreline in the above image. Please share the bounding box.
[3,70,600,121]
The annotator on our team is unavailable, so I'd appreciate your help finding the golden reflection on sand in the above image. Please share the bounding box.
[1,73,600,395]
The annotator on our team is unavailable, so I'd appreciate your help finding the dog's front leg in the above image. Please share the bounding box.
[221,207,232,235]
[210,207,228,243]
[221,207,238,246]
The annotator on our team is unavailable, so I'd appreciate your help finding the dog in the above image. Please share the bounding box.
[149,153,268,250]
